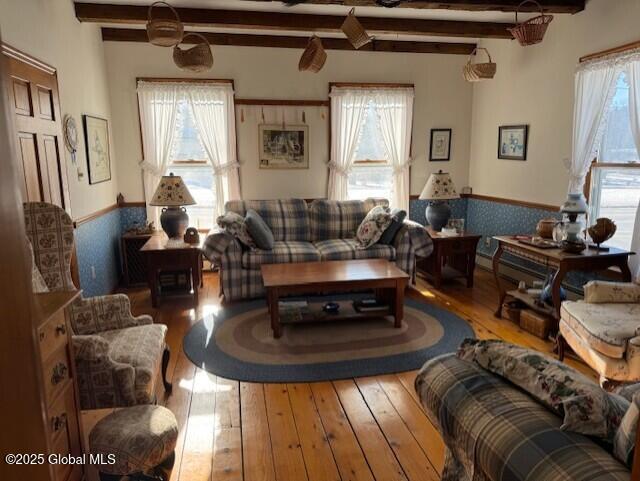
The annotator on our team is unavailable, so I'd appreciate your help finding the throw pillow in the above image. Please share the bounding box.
[457,338,628,441]
[614,391,640,467]
[28,240,49,293]
[245,209,275,250]
[216,212,256,249]
[355,205,392,249]
[616,383,640,402]
[378,209,407,245]
[584,280,640,304]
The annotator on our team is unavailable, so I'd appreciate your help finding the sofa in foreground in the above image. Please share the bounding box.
[203,198,433,301]
[416,341,636,481]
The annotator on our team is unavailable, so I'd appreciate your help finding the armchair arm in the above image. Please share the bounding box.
[394,219,434,258]
[583,281,640,304]
[68,294,152,335]
[202,228,243,264]
[72,335,137,409]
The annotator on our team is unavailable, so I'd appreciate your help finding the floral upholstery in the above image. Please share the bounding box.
[457,338,628,441]
[584,281,640,304]
[355,205,392,249]
[89,405,178,475]
[216,211,256,249]
[416,353,632,481]
[24,202,169,410]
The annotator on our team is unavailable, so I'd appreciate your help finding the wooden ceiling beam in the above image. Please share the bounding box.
[243,0,585,13]
[76,3,514,39]
[101,27,477,55]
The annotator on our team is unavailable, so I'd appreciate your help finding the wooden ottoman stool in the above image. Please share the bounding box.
[89,405,178,481]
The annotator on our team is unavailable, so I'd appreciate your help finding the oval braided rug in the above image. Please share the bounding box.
[183,296,474,382]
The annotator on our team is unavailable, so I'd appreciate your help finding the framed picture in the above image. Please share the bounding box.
[429,128,452,161]
[259,124,309,169]
[82,115,111,184]
[498,125,529,161]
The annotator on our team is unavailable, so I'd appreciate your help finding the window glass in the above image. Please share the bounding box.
[353,102,388,163]
[347,164,394,201]
[171,101,207,162]
[599,72,640,163]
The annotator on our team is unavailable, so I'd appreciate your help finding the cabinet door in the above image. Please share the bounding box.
[48,383,83,481]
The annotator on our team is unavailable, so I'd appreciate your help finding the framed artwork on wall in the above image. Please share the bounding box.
[258,124,309,169]
[429,128,452,161]
[498,125,529,161]
[82,115,111,184]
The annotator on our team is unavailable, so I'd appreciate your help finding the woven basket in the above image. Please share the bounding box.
[146,1,184,47]
[299,36,327,73]
[508,0,553,46]
[341,8,372,50]
[463,48,496,82]
[173,33,213,72]
[519,309,551,340]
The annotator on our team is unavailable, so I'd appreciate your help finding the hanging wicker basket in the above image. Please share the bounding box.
[173,33,213,72]
[146,1,184,47]
[508,0,553,46]
[341,8,372,50]
[299,36,327,73]
[463,48,497,82]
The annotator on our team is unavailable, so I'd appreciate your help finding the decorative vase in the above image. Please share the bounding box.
[160,206,189,239]
[426,201,451,231]
[536,218,558,239]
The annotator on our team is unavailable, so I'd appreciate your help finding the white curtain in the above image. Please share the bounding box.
[137,81,180,226]
[568,65,619,193]
[373,88,414,211]
[627,60,640,279]
[328,88,370,201]
[186,84,241,219]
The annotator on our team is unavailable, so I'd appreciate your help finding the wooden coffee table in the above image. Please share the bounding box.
[261,259,409,338]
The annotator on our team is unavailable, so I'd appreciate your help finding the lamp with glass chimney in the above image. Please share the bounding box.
[559,192,588,252]
[150,173,196,242]
[419,170,460,231]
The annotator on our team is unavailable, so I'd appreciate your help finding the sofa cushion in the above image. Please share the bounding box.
[241,241,320,270]
[309,198,389,241]
[458,338,628,441]
[378,208,407,245]
[315,238,395,262]
[416,354,631,481]
[245,209,275,250]
[100,324,167,404]
[561,300,640,359]
[225,199,310,242]
[355,205,392,249]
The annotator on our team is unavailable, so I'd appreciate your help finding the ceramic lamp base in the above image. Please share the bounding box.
[426,201,451,231]
[160,206,189,240]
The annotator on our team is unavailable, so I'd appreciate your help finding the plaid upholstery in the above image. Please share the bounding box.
[394,219,434,281]
[309,198,389,241]
[242,241,320,269]
[225,199,311,241]
[315,238,395,261]
[416,354,631,481]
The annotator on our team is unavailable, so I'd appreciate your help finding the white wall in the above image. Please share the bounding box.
[469,0,640,207]
[104,42,473,202]
[0,0,117,219]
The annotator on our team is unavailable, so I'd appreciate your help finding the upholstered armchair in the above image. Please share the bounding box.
[559,280,640,386]
[24,202,171,409]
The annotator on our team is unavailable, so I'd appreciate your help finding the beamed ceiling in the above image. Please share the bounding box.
[74,0,587,55]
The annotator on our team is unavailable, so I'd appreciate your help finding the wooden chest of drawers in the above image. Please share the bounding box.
[35,291,84,481]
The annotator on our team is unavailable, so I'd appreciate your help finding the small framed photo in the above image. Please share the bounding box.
[429,128,452,161]
[83,115,112,184]
[498,125,529,161]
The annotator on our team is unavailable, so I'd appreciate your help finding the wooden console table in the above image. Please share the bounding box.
[417,228,481,288]
[492,235,634,329]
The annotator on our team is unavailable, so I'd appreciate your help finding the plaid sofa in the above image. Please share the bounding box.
[203,198,433,301]
[415,354,631,481]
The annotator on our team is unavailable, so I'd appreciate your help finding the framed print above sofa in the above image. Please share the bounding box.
[259,124,309,169]
[498,125,528,161]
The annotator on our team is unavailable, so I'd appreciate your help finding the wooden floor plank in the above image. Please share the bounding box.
[240,382,277,481]
[212,427,243,481]
[333,379,408,481]
[263,384,310,481]
[354,377,439,481]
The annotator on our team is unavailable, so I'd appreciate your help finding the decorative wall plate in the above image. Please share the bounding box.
[63,114,78,161]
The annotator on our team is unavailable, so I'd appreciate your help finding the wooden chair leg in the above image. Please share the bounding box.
[162,346,172,393]
[556,333,566,361]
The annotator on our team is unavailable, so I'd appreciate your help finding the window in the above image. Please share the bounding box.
[589,72,640,250]
[347,100,393,201]
[167,101,215,230]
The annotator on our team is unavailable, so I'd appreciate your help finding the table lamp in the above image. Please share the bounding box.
[149,173,196,241]
[419,170,460,231]
[559,192,588,244]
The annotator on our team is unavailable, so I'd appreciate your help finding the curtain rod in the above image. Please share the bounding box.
[579,39,640,64]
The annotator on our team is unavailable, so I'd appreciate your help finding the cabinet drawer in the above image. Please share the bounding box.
[38,310,68,361]
[48,385,83,481]
[43,346,71,404]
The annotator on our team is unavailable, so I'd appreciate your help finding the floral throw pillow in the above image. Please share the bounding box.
[355,205,392,249]
[614,391,640,467]
[216,212,256,249]
[457,338,628,441]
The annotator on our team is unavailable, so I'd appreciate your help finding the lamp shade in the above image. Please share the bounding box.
[149,173,196,206]
[560,193,588,214]
[419,170,460,201]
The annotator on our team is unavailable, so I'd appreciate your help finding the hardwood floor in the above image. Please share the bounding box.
[121,267,594,481]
